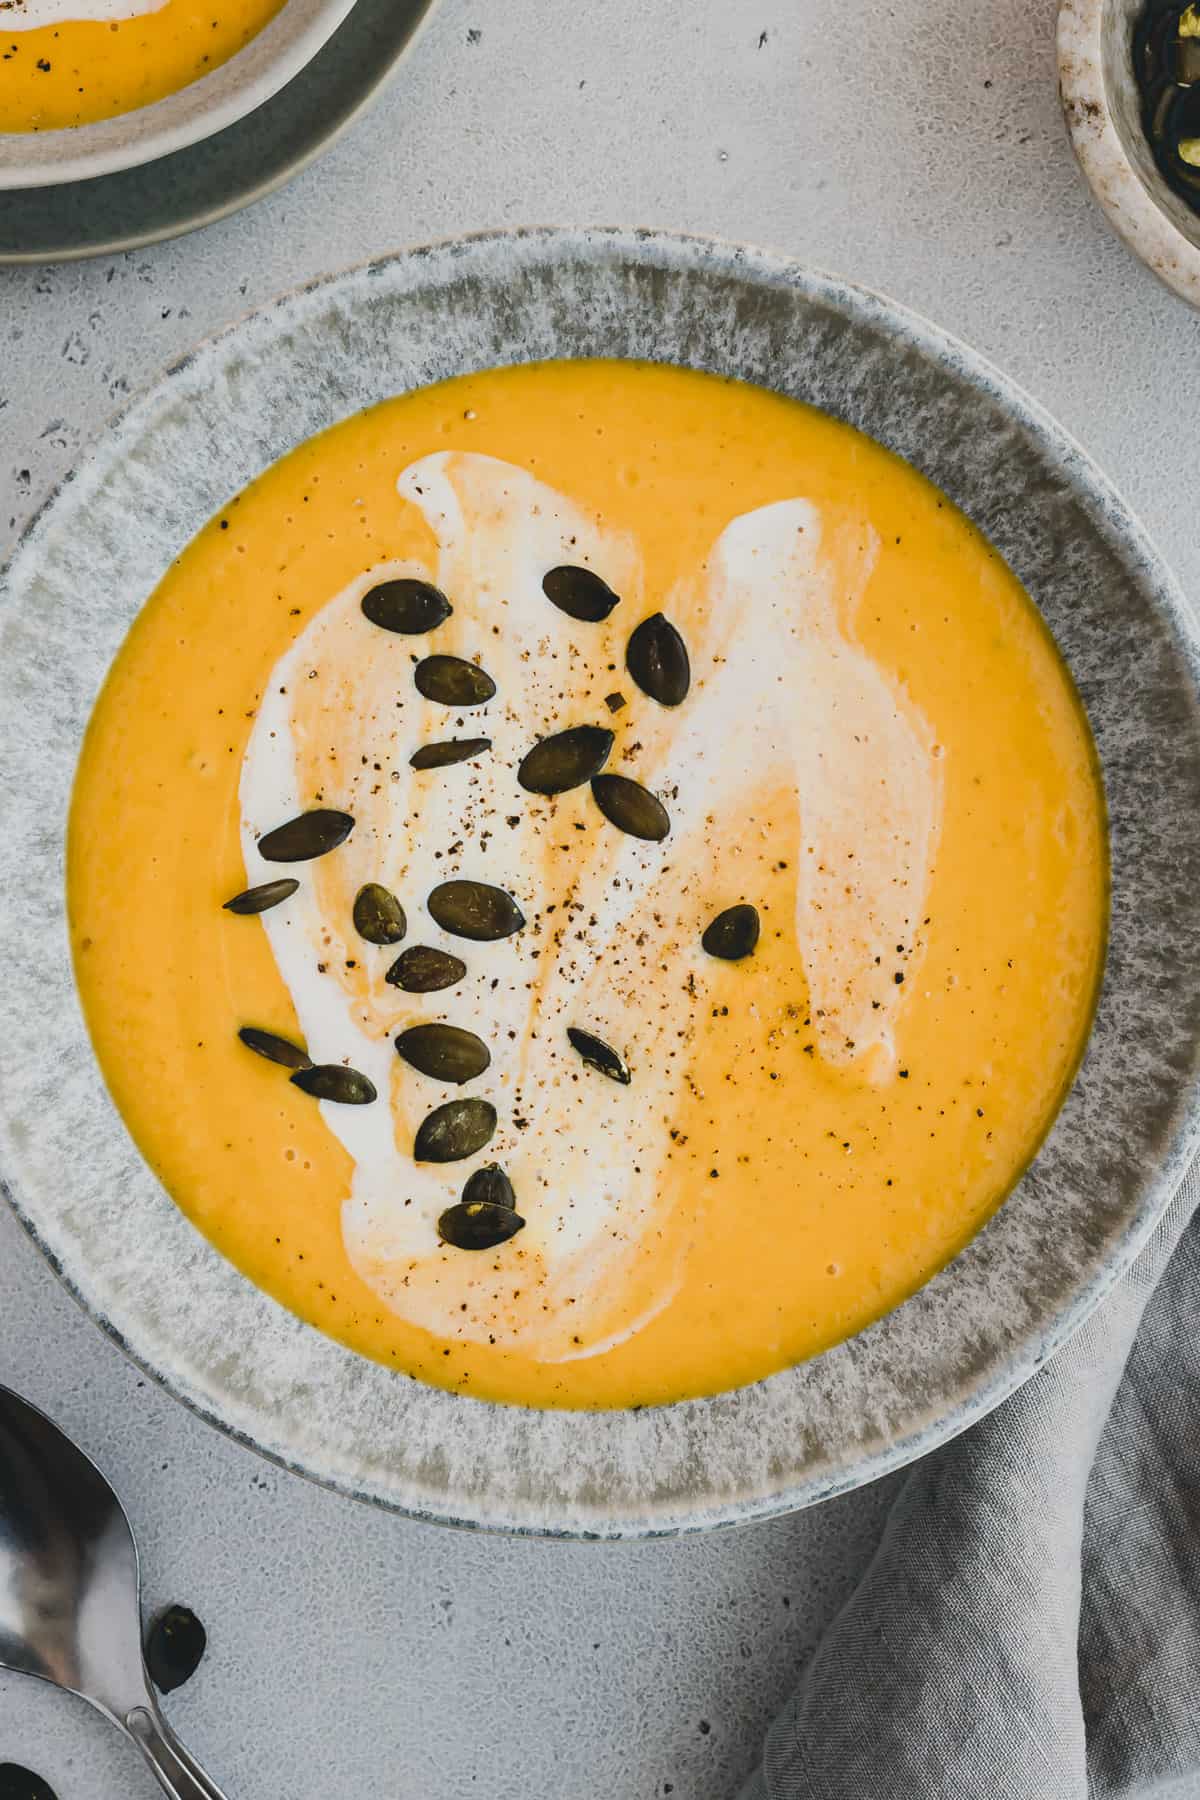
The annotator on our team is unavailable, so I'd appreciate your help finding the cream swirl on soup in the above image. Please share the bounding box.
[4,0,163,24]
[237,453,940,1360]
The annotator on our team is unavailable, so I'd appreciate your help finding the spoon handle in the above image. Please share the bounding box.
[126,1705,231,1800]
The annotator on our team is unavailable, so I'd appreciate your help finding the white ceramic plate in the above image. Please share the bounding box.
[1,228,1199,1537]
[0,0,360,191]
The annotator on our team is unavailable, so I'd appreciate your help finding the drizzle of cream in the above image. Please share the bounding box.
[3,0,163,25]
[691,500,943,1079]
[239,453,940,1360]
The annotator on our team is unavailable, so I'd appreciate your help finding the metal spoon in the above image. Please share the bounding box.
[0,1384,228,1799]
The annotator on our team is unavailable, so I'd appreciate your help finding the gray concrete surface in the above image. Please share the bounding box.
[1,0,1197,1794]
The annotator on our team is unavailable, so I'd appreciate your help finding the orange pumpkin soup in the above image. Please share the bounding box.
[68,360,1108,1408]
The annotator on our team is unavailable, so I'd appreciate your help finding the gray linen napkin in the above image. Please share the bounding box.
[740,1162,1200,1800]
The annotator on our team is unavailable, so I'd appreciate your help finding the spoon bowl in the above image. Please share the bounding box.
[0,1386,228,1799]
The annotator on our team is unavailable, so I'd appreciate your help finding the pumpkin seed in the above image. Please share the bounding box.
[1180,36,1200,82]
[0,1766,59,1800]
[410,737,492,770]
[238,1026,312,1071]
[386,944,468,992]
[542,564,620,622]
[701,903,761,961]
[566,1026,632,1085]
[415,655,496,707]
[223,878,299,915]
[352,883,407,945]
[428,879,525,941]
[518,724,614,795]
[396,1022,491,1085]
[626,612,691,706]
[290,1064,377,1105]
[590,774,670,842]
[257,809,354,863]
[414,1097,498,1162]
[145,1605,207,1696]
[462,1162,517,1209]
[437,1199,526,1251]
[361,578,452,635]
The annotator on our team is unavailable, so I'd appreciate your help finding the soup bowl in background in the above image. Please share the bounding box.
[0,226,1198,1537]
[0,0,363,191]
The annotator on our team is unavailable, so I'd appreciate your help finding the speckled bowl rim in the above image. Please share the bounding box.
[1058,0,1200,310]
[0,0,359,192]
[1,225,1199,1539]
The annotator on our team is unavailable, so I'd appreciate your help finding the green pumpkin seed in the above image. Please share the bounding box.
[352,883,407,945]
[0,1769,57,1800]
[462,1163,517,1209]
[414,1097,498,1162]
[396,1022,491,1085]
[223,878,299,915]
[410,737,492,770]
[145,1603,207,1696]
[518,724,614,795]
[542,564,620,621]
[238,1026,312,1071]
[701,903,761,961]
[415,655,496,707]
[590,774,670,842]
[427,879,525,941]
[437,1199,526,1251]
[290,1064,377,1105]
[566,1026,632,1085]
[1179,37,1200,83]
[361,578,452,635]
[385,944,468,992]
[625,612,691,706]
[257,809,354,863]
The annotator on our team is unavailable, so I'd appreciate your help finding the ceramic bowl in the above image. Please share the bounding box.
[2,228,1199,1538]
[0,0,361,192]
[1059,0,1200,308]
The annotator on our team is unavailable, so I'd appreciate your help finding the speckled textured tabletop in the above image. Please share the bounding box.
[1,0,1198,1795]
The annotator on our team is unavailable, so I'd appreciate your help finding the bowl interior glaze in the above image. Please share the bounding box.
[1,228,1198,1537]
